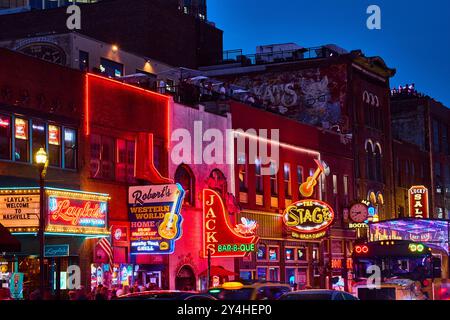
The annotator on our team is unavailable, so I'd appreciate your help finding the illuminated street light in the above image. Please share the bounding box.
[35,147,48,297]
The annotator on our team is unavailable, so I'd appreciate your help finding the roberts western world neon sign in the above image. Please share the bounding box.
[203,189,259,258]
[128,184,185,255]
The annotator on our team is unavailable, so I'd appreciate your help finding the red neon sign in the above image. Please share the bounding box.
[408,186,429,219]
[48,197,107,229]
[203,189,259,258]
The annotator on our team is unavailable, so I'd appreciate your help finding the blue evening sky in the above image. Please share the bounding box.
[208,0,450,106]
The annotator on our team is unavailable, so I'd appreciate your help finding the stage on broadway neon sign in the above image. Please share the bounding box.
[283,160,334,240]
[203,189,259,258]
[284,199,335,240]
[128,184,185,255]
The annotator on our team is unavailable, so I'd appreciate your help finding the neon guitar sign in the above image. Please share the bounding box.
[299,159,330,198]
[128,184,185,255]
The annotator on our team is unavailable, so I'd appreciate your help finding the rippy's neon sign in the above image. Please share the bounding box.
[203,189,259,258]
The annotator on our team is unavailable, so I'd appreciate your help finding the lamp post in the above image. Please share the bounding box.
[35,148,48,297]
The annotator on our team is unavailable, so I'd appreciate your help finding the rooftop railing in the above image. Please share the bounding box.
[220,46,339,66]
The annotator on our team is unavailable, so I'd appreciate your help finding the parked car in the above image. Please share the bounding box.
[208,282,291,300]
[117,291,217,300]
[278,289,359,300]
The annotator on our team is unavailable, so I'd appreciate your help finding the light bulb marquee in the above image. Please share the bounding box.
[0,187,110,236]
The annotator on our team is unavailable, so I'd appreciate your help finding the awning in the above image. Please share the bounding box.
[369,218,450,254]
[0,223,21,253]
[199,266,236,278]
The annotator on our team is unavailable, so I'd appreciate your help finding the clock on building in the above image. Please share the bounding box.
[17,42,67,66]
[349,203,369,223]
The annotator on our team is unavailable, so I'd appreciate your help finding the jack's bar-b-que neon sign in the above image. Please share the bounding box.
[203,189,259,258]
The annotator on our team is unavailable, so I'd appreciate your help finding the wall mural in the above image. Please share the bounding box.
[227,64,348,130]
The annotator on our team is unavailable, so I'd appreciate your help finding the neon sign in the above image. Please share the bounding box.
[48,125,60,146]
[203,189,259,258]
[408,186,429,219]
[15,118,28,140]
[283,199,334,240]
[299,160,329,198]
[128,184,185,255]
[46,189,109,235]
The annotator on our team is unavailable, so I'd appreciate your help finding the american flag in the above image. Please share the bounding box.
[98,238,113,265]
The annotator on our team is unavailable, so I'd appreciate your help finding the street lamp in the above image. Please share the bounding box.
[35,148,48,297]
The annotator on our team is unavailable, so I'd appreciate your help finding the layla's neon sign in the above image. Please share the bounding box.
[203,189,259,258]
[283,200,334,239]
[50,199,106,227]
[46,189,109,235]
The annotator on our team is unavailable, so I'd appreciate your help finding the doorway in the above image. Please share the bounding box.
[175,265,196,291]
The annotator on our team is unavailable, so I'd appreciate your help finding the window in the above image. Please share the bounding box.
[100,57,124,78]
[1,115,76,169]
[343,175,349,196]
[255,158,263,195]
[64,128,77,169]
[79,50,89,72]
[433,120,440,153]
[332,174,338,195]
[239,271,255,281]
[374,144,382,182]
[14,118,29,162]
[48,125,61,167]
[0,115,12,160]
[33,121,47,158]
[297,165,304,194]
[435,162,443,194]
[442,124,449,155]
[284,163,292,198]
[297,248,307,261]
[257,244,267,261]
[90,134,115,180]
[257,267,267,281]
[175,165,195,206]
[366,141,374,180]
[286,268,296,285]
[268,268,279,282]
[116,139,136,183]
[270,161,278,197]
[285,248,295,261]
[268,247,279,261]
[445,165,450,194]
[238,152,248,193]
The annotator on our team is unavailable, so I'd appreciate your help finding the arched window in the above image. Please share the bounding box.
[175,164,195,206]
[374,144,382,182]
[207,169,227,194]
[365,140,374,180]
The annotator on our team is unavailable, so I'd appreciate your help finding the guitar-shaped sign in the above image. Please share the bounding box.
[158,190,181,240]
[299,159,330,198]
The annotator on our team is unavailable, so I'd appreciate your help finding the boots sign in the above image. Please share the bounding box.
[203,189,259,258]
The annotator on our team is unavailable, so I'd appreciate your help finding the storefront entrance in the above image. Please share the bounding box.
[175,265,196,291]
